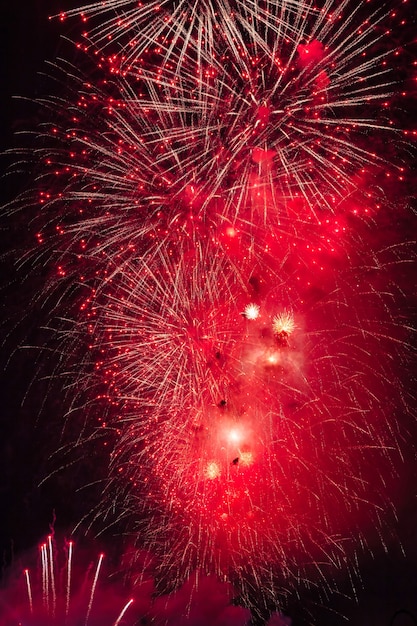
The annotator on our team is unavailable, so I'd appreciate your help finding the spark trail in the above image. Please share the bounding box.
[12,0,416,621]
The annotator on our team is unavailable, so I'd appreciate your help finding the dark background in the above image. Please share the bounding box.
[0,2,416,625]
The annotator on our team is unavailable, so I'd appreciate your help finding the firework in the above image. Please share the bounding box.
[0,536,137,626]
[82,236,410,612]
[9,0,416,623]
[40,0,405,260]
[0,535,270,625]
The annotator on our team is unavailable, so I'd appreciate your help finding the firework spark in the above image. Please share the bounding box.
[243,303,260,320]
[272,310,296,339]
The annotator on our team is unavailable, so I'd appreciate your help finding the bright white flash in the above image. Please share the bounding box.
[243,303,260,320]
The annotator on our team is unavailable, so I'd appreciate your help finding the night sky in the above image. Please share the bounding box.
[1,2,417,625]
[0,0,112,568]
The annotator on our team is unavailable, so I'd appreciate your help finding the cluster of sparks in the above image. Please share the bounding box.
[2,536,134,626]
[17,0,415,619]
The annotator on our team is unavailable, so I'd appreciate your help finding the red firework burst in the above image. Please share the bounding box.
[5,0,416,622]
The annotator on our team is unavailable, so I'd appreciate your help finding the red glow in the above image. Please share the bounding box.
[23,0,416,614]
